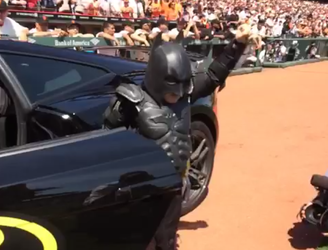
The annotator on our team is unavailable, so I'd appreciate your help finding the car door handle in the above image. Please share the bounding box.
[115,186,132,202]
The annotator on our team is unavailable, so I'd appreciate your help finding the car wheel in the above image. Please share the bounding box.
[181,120,215,216]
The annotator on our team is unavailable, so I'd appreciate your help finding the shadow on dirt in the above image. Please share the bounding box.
[288,222,323,249]
[178,220,208,230]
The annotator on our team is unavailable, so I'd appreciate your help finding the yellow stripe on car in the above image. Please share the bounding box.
[0,216,58,250]
[0,228,4,246]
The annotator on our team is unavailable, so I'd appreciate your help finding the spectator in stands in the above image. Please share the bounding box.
[151,18,170,41]
[149,0,161,18]
[96,22,120,45]
[0,0,28,41]
[281,15,293,37]
[169,18,200,40]
[272,19,283,37]
[10,0,27,7]
[57,0,74,13]
[121,0,133,18]
[99,0,109,16]
[151,17,168,33]
[105,0,121,16]
[135,0,145,18]
[131,19,151,46]
[211,18,228,39]
[29,15,64,37]
[115,22,135,45]
[251,19,266,38]
[87,0,100,16]
[66,22,82,36]
[62,22,94,37]
[165,2,179,21]
[41,0,56,8]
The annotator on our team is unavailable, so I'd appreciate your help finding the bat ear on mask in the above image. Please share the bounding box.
[173,30,184,45]
[150,32,163,54]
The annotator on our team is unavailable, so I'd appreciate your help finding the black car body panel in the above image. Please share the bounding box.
[0,41,217,249]
[0,129,181,250]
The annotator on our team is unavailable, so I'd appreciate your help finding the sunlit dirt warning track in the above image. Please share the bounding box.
[178,62,328,250]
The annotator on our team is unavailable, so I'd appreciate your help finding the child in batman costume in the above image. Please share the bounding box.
[104,24,261,250]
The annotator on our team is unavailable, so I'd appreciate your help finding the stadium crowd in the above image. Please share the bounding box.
[6,0,328,38]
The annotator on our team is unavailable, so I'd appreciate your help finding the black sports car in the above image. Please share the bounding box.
[0,40,218,250]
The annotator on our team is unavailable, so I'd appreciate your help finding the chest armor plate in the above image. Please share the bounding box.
[136,94,191,173]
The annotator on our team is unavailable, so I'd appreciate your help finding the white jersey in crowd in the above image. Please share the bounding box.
[251,25,266,37]
[0,17,27,38]
[168,28,194,38]
[29,28,55,36]
[151,27,168,34]
[272,23,283,37]
[96,30,129,39]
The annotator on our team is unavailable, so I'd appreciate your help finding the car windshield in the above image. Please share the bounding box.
[2,54,107,103]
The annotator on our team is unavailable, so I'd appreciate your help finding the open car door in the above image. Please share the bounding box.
[0,128,182,250]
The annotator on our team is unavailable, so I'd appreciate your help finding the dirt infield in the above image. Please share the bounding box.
[178,62,328,250]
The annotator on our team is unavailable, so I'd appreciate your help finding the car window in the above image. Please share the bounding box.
[2,54,107,103]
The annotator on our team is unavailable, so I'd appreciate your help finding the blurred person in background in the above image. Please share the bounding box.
[175,0,183,17]
[285,40,300,62]
[305,41,320,59]
[86,0,100,15]
[211,18,228,39]
[121,0,134,17]
[10,0,27,7]
[281,15,293,37]
[160,0,169,17]
[61,22,95,37]
[41,0,56,8]
[97,22,120,45]
[195,20,211,40]
[204,7,218,21]
[275,41,287,62]
[0,0,28,41]
[165,1,179,21]
[182,3,193,21]
[57,0,74,13]
[251,19,266,38]
[99,0,110,15]
[29,16,65,37]
[272,19,283,37]
[150,0,162,18]
[115,22,135,45]
[169,18,200,40]
[151,18,170,41]
[123,0,142,18]
[144,0,152,17]
[136,0,146,17]
[107,0,122,16]
[131,19,151,46]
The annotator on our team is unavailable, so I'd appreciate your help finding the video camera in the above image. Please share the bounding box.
[302,174,328,232]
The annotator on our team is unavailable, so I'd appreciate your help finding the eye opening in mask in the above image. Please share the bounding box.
[165,76,179,85]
